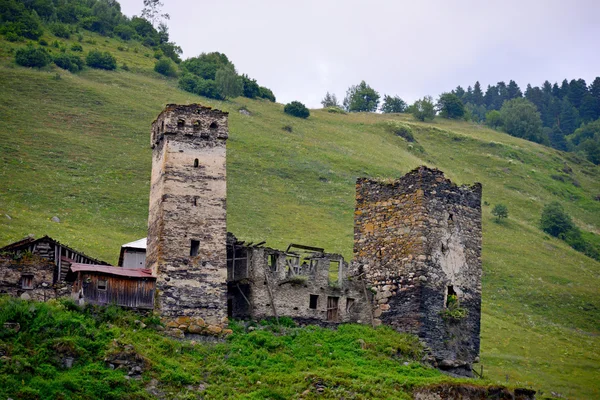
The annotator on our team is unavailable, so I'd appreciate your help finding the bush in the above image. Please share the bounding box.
[15,45,51,68]
[50,23,70,39]
[70,43,83,52]
[154,58,177,77]
[381,121,414,142]
[114,24,135,41]
[540,202,575,238]
[258,86,276,102]
[325,106,346,114]
[284,101,310,118]
[86,50,116,70]
[492,204,508,221]
[53,53,84,72]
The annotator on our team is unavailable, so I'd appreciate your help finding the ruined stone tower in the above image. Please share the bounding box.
[147,104,228,326]
[354,166,482,376]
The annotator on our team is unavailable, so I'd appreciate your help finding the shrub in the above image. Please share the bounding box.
[38,38,48,46]
[86,50,116,70]
[15,45,51,68]
[53,53,84,72]
[114,24,135,41]
[120,63,129,71]
[70,43,83,52]
[325,106,346,114]
[381,121,414,142]
[284,101,310,118]
[492,204,508,221]
[154,58,177,77]
[540,202,575,238]
[258,86,276,102]
[282,125,293,132]
[50,23,70,39]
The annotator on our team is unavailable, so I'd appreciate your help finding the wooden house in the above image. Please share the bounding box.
[66,264,156,309]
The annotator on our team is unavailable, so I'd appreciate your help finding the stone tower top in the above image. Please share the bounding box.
[151,104,229,148]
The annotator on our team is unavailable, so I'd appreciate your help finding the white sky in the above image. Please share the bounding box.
[117,0,600,108]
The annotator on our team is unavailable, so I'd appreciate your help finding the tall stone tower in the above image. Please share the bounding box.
[354,166,482,376]
[146,104,228,326]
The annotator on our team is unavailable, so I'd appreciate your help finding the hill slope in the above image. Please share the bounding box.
[0,31,599,398]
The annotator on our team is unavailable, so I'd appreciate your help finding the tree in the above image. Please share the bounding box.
[215,65,242,100]
[548,125,568,151]
[485,110,502,129]
[472,81,484,106]
[141,0,169,27]
[568,78,587,109]
[507,80,522,99]
[540,201,575,238]
[343,81,380,112]
[284,101,310,118]
[411,96,435,122]
[559,98,579,135]
[381,95,407,113]
[154,58,177,77]
[321,92,339,108]
[437,92,464,119]
[499,98,544,143]
[241,74,260,99]
[85,50,116,70]
[492,204,508,221]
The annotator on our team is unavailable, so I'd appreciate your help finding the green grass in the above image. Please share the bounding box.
[0,297,462,399]
[0,29,599,399]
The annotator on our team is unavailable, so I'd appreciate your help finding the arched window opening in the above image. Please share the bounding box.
[210,121,218,129]
[193,158,199,168]
[193,120,201,131]
[177,119,185,128]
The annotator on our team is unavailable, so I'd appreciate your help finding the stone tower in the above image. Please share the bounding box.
[147,104,229,326]
[354,166,482,376]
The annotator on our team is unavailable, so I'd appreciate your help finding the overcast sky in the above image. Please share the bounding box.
[117,0,600,108]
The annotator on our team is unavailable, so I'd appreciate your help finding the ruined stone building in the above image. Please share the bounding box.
[0,103,482,376]
[145,104,482,375]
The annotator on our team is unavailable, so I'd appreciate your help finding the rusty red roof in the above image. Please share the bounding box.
[69,263,155,279]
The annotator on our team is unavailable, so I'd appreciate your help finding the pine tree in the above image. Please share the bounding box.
[507,80,522,99]
[549,124,568,151]
[568,79,587,109]
[484,85,498,109]
[560,79,570,99]
[542,80,553,95]
[473,81,484,106]
[495,81,508,109]
[579,94,599,123]
[464,86,473,105]
[454,86,466,102]
[559,98,580,135]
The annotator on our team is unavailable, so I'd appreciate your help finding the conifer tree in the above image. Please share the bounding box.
[559,98,580,135]
[507,80,522,99]
[473,81,484,106]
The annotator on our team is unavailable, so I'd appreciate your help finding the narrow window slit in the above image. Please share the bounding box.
[193,158,199,168]
[190,240,200,257]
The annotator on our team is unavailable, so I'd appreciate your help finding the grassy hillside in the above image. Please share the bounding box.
[1,297,459,399]
[0,30,599,399]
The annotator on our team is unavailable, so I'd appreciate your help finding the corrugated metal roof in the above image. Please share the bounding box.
[121,238,147,250]
[69,263,155,279]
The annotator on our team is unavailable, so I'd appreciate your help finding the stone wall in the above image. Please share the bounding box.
[354,166,482,376]
[0,255,58,301]
[227,237,372,325]
[147,104,229,327]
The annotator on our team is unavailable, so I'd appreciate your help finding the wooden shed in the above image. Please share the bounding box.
[67,264,156,309]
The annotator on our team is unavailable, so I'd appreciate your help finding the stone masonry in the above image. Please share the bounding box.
[226,234,372,325]
[146,104,229,327]
[354,166,482,376]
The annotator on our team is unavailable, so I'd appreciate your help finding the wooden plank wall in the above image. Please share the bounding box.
[79,273,155,309]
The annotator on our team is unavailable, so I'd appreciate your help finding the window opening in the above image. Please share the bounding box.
[21,274,33,290]
[329,260,341,285]
[309,294,319,309]
[446,285,457,308]
[190,240,200,257]
[268,254,278,272]
[177,119,185,128]
[209,121,218,129]
[227,299,233,318]
[192,196,198,206]
[448,213,454,221]
[327,296,339,321]
[97,279,107,291]
[441,243,447,253]
[193,158,199,168]
[193,120,201,131]
[346,298,355,313]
